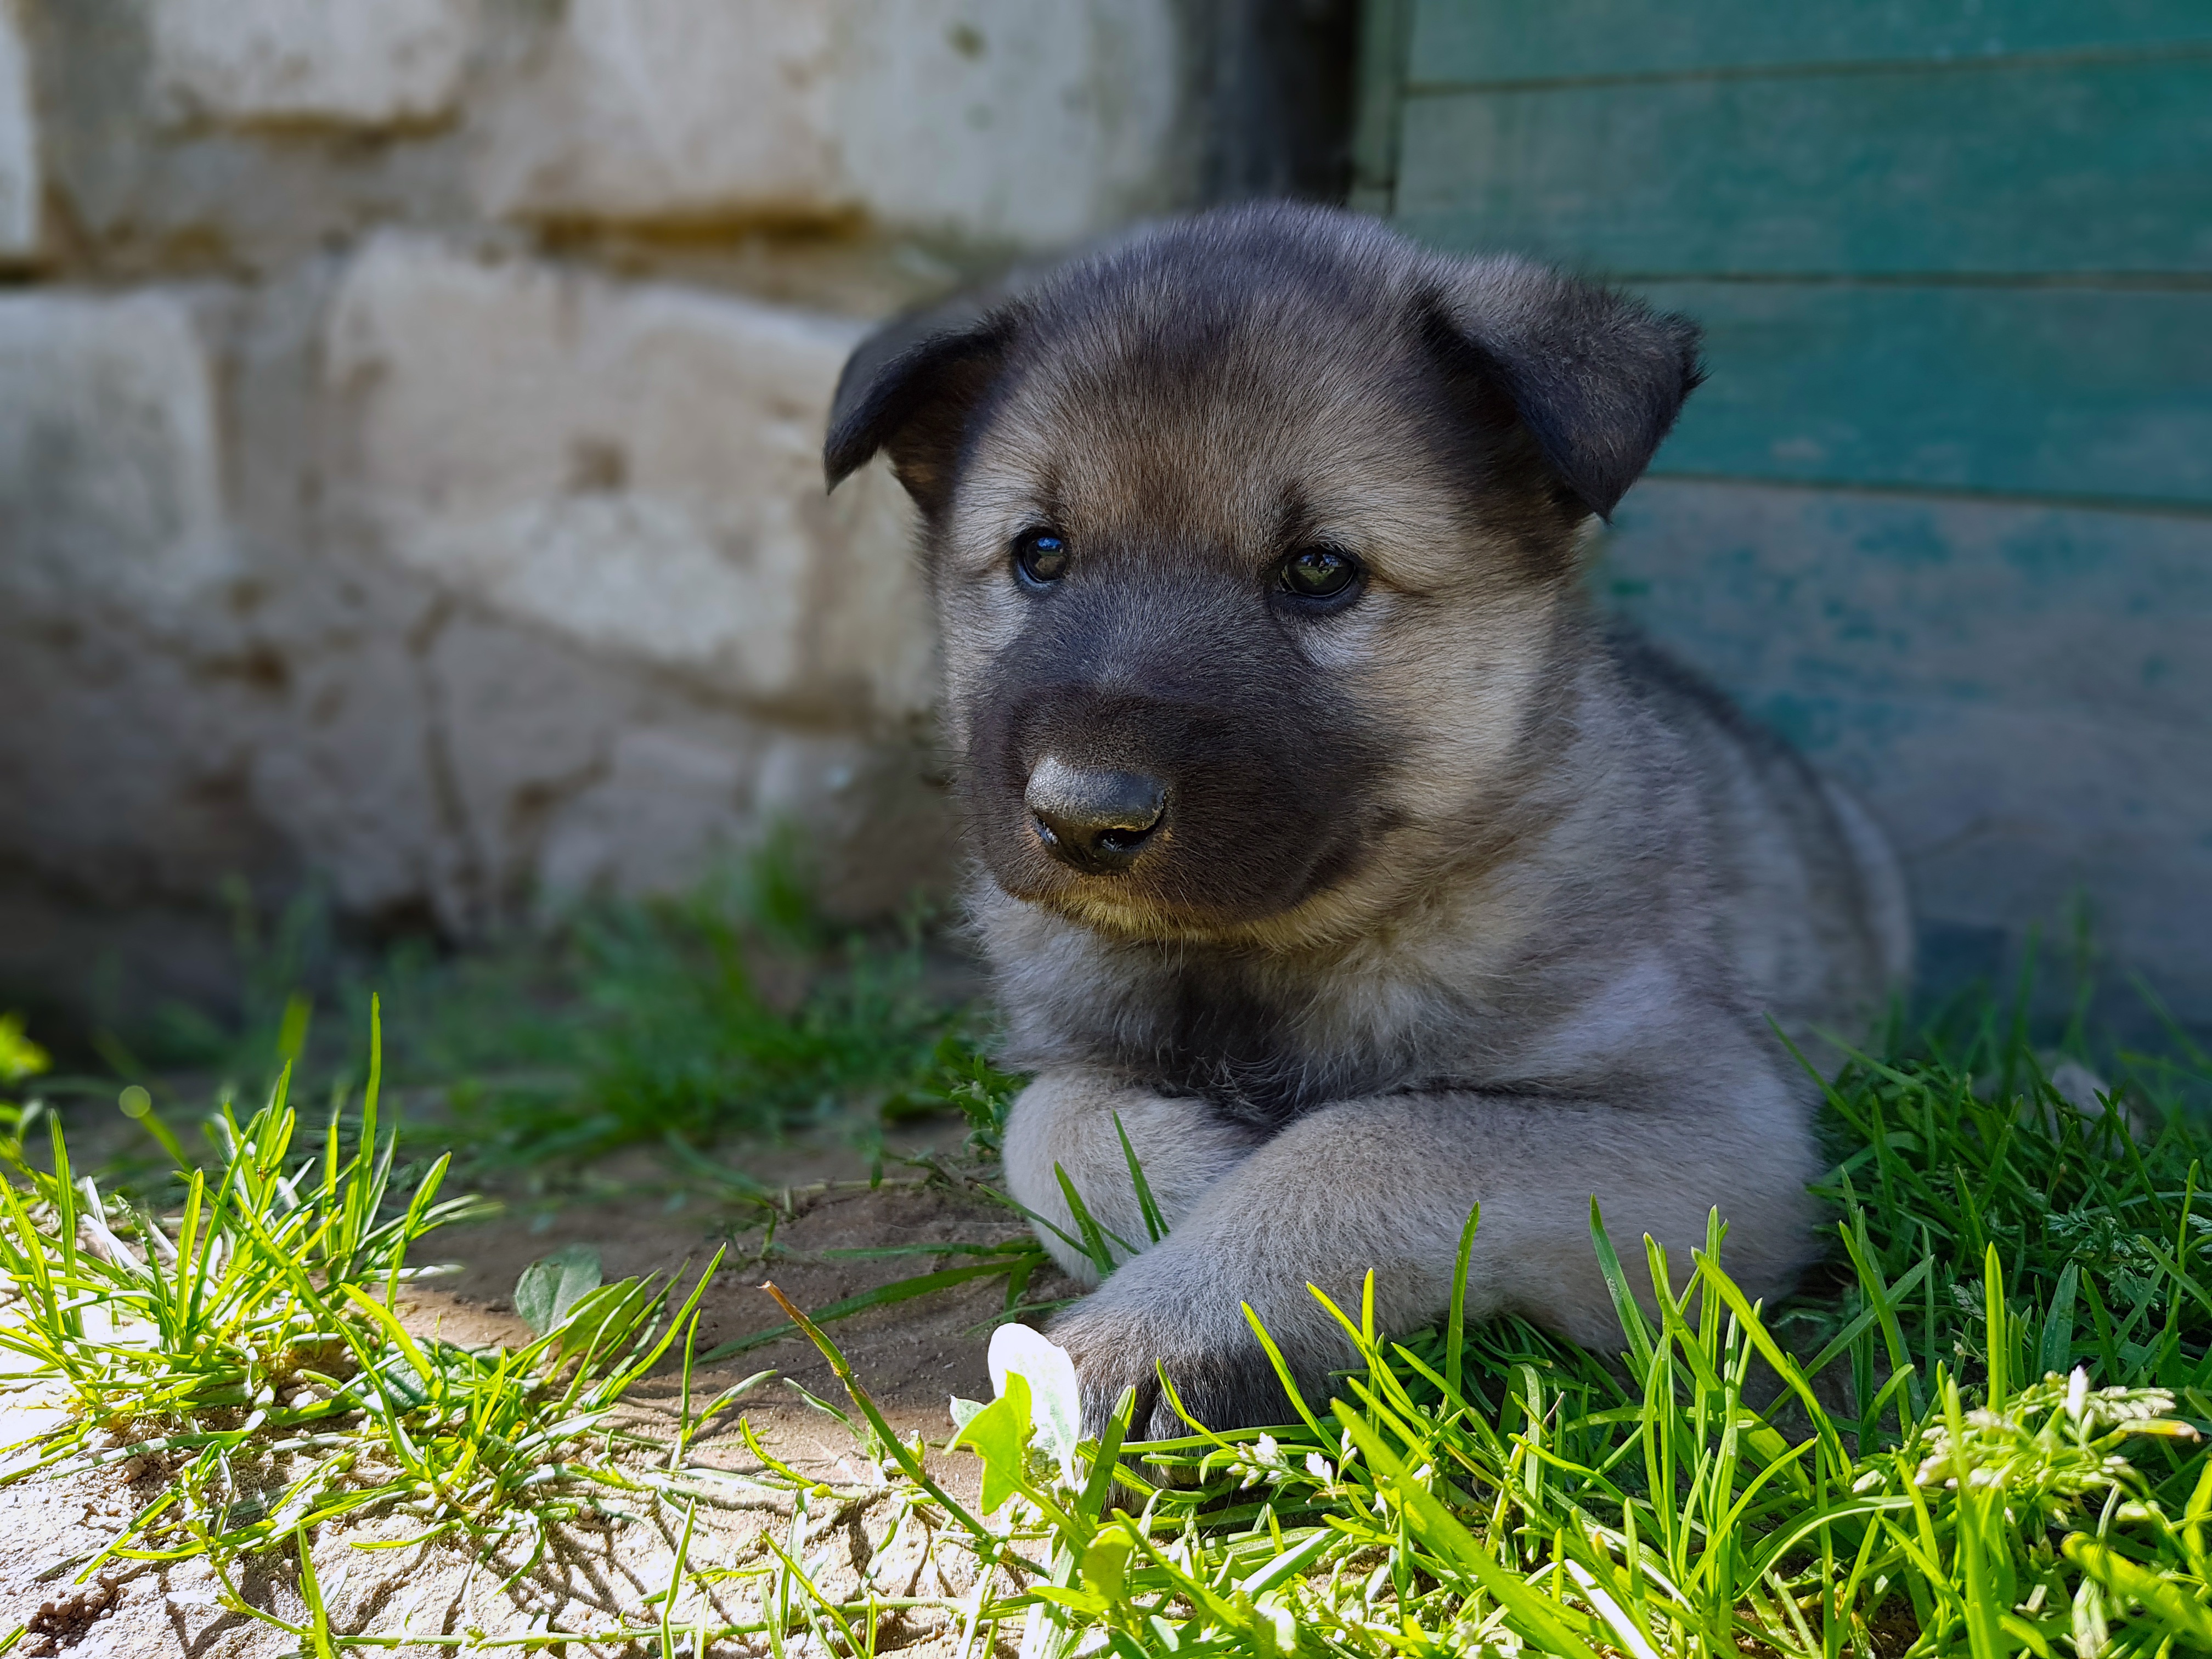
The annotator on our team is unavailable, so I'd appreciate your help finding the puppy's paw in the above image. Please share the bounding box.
[1046,1288,1322,1446]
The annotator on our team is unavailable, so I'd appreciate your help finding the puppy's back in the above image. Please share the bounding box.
[1607,629,1911,1045]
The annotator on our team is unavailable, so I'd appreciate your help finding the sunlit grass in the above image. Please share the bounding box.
[0,958,2207,1654]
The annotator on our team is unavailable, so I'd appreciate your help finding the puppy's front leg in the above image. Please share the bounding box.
[1002,1070,1267,1285]
[1048,1088,1818,1438]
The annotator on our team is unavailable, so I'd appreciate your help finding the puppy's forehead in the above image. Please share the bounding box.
[981,274,1430,536]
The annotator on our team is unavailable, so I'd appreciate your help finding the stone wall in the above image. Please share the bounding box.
[0,0,1353,1018]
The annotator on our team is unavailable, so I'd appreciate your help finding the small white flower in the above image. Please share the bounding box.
[988,1324,1082,1479]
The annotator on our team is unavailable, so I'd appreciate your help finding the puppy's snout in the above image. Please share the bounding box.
[1025,756,1166,873]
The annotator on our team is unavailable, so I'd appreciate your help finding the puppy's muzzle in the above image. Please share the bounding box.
[1025,755,1166,873]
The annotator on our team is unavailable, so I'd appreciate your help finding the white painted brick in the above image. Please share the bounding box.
[323,235,931,715]
[0,0,38,258]
[151,0,477,126]
[535,725,752,899]
[0,290,233,612]
[834,0,1187,246]
[475,0,839,224]
[477,0,1184,246]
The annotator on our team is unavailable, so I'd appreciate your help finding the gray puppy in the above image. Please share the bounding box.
[826,203,1910,1438]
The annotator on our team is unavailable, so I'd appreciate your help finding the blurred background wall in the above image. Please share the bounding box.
[1,0,2205,1037]
[0,0,1353,1025]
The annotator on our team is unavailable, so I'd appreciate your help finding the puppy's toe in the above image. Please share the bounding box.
[1048,1297,1307,1447]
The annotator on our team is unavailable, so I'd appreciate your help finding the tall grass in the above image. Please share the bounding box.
[764,992,2212,1657]
[0,957,2207,1654]
[0,1006,735,1637]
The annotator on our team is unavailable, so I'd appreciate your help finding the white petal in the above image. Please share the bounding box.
[988,1323,1082,1468]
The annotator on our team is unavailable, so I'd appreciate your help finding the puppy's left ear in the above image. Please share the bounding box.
[1423,259,1704,521]
[824,309,1013,519]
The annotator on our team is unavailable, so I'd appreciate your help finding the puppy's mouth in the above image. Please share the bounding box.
[979,764,1377,941]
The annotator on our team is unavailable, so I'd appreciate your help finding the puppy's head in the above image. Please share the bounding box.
[826,205,1701,946]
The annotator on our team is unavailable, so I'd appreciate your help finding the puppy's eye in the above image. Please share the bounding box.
[1278,544,1362,605]
[1012,529,1069,589]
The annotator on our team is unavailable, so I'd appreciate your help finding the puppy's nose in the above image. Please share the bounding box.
[1025,756,1166,872]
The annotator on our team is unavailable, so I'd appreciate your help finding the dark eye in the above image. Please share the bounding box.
[1012,529,1069,588]
[1278,544,1362,605]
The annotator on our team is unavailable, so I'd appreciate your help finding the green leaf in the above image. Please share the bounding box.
[990,1322,1082,1475]
[1113,1113,1169,1245]
[0,1012,49,1084]
[2040,1260,2080,1381]
[1238,1529,1333,1599]
[1054,1163,1127,1277]
[544,1276,657,1369]
[515,1243,602,1337]
[1082,1523,1135,1599]
[949,1370,1034,1513]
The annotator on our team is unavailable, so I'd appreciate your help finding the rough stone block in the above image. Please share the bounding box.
[0,290,233,615]
[534,721,949,916]
[0,0,39,259]
[151,0,477,126]
[535,724,753,899]
[476,0,1186,246]
[323,235,930,719]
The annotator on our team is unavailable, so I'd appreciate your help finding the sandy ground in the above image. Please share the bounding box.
[0,1116,1076,1656]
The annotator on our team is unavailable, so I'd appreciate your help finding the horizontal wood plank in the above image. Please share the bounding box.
[1408,0,2212,86]
[1395,58,2212,274]
[1627,283,2212,504]
[1595,478,2212,1010]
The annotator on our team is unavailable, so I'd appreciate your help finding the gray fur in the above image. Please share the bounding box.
[827,203,1911,1438]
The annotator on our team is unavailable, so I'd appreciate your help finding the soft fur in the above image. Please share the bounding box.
[825,203,1911,1439]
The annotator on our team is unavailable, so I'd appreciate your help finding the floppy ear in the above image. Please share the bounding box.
[823,312,1013,518]
[1421,260,1703,521]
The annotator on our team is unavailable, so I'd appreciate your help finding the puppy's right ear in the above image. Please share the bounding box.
[823,314,1012,518]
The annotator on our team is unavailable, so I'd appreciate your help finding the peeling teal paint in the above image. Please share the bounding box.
[1378,0,2212,1022]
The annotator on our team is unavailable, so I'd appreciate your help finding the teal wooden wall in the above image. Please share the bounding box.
[1355,1,2212,1025]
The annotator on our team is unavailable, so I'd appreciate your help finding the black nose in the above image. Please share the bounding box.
[1025,756,1166,872]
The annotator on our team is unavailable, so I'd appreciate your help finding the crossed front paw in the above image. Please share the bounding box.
[1045,1278,1333,1444]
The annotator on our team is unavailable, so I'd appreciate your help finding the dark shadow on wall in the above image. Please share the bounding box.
[1183,0,1362,206]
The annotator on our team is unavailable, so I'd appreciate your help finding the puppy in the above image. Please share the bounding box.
[825,203,1911,1438]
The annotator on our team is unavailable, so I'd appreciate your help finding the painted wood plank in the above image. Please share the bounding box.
[1594,478,2212,1014]
[1395,58,2212,275]
[1408,0,2212,87]
[1623,283,2212,504]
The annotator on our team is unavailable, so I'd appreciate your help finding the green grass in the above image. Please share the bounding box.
[783,996,2212,1659]
[0,1008,765,1649]
[84,849,1013,1184]
[2,930,2210,1654]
